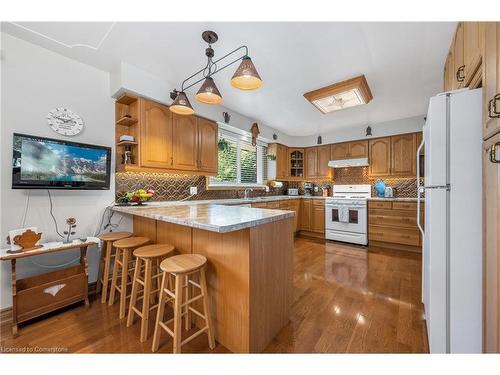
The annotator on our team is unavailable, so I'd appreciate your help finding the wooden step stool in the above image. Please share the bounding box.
[152,254,215,353]
[108,236,150,319]
[127,244,176,342]
[96,232,132,304]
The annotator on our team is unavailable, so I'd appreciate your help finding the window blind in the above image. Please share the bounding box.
[209,126,268,187]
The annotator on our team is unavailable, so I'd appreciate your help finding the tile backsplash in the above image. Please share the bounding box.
[116,166,422,202]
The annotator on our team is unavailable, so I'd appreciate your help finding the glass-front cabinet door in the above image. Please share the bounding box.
[289,148,305,177]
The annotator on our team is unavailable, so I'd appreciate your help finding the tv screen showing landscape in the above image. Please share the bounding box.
[12,133,111,190]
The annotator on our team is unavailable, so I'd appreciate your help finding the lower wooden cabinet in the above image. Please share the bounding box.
[298,199,324,235]
[300,199,312,231]
[279,200,300,232]
[368,200,423,251]
[311,200,325,234]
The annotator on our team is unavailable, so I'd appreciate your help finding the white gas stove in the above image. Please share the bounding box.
[325,184,371,245]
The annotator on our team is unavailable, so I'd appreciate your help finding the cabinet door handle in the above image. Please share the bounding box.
[493,93,500,115]
[490,142,500,164]
[488,99,500,119]
[456,65,465,82]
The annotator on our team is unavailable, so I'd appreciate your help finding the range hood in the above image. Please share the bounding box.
[328,157,369,168]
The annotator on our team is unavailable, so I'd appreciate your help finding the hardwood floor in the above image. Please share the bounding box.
[0,237,428,353]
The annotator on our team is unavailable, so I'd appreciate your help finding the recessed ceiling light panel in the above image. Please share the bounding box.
[304,75,373,114]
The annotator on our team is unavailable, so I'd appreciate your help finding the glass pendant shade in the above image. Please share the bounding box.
[170,91,194,115]
[195,77,223,104]
[230,56,262,90]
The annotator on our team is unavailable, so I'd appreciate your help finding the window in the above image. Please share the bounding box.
[208,124,268,188]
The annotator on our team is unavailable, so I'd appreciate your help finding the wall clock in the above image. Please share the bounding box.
[47,108,84,136]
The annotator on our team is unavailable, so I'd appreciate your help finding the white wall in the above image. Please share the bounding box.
[0,33,131,309]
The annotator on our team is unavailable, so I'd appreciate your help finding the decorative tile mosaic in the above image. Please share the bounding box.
[287,166,423,198]
[116,172,288,202]
[116,167,423,201]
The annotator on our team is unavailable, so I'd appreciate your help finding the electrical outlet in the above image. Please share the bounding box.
[190,186,198,195]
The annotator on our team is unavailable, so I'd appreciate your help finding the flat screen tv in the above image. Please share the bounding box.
[12,133,112,190]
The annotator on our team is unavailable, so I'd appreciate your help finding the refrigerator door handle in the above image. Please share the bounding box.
[416,135,425,237]
[424,184,451,190]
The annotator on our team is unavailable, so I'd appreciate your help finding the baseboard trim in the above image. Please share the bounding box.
[369,240,422,253]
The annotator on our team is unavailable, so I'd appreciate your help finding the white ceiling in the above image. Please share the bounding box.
[2,22,456,136]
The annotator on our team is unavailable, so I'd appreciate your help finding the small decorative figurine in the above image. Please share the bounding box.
[13,229,42,252]
[222,111,231,124]
[64,217,77,243]
[250,123,260,146]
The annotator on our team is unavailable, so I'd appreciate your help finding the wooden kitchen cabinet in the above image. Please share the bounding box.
[484,132,500,353]
[369,134,417,177]
[331,142,349,160]
[305,147,318,178]
[311,200,325,234]
[116,96,218,175]
[288,148,304,178]
[139,99,173,169]
[330,140,368,160]
[368,200,423,252]
[391,133,417,176]
[268,143,289,180]
[197,118,218,173]
[483,22,500,140]
[300,199,312,231]
[348,140,369,158]
[464,22,483,87]
[317,145,332,179]
[279,200,300,233]
[305,146,332,179]
[172,113,198,171]
[444,51,454,91]
[453,22,465,89]
[369,137,391,176]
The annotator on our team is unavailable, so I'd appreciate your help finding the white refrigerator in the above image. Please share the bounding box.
[418,88,483,353]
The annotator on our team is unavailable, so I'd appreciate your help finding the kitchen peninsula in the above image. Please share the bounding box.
[113,202,295,353]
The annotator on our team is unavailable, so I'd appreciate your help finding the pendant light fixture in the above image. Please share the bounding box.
[170,91,194,115]
[195,77,223,104]
[231,57,262,90]
[169,30,262,115]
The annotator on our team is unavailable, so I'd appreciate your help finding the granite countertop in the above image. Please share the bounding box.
[113,203,295,233]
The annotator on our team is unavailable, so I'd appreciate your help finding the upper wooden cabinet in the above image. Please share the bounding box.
[277,144,289,179]
[289,148,305,178]
[391,133,416,176]
[369,137,391,176]
[317,145,332,178]
[197,118,218,173]
[368,133,418,177]
[172,114,198,171]
[115,96,218,175]
[483,22,500,140]
[330,140,368,160]
[453,22,465,89]
[305,145,332,179]
[305,147,317,178]
[139,99,172,169]
[444,22,485,92]
[464,22,483,87]
[331,142,349,160]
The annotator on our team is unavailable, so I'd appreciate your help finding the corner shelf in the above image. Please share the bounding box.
[116,94,138,105]
[117,141,138,146]
[116,116,138,126]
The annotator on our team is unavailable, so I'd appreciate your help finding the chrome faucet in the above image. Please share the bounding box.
[243,188,253,199]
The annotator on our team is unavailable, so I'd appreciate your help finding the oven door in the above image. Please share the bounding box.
[326,203,367,234]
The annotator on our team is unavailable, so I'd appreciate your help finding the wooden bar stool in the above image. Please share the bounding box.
[108,236,150,319]
[127,244,176,342]
[152,254,215,353]
[96,232,132,304]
